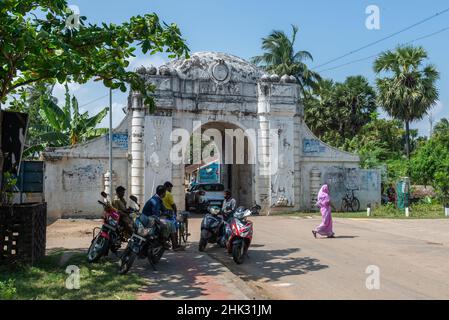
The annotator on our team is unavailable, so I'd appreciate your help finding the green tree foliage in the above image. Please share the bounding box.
[344,115,405,167]
[304,76,377,146]
[7,83,54,154]
[251,25,321,95]
[19,84,109,157]
[410,138,449,204]
[374,46,439,159]
[0,0,189,110]
[432,118,449,148]
[409,118,449,204]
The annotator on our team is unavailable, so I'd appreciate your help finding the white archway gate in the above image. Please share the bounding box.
[43,52,381,219]
[130,52,370,213]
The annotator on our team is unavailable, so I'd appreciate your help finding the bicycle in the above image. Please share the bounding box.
[176,211,190,245]
[341,189,361,212]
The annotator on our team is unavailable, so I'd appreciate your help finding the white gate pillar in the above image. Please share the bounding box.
[130,92,145,205]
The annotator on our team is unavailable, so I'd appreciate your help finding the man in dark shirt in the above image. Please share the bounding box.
[142,185,184,251]
[142,185,165,217]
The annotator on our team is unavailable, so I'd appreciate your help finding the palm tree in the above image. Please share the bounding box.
[374,45,439,159]
[24,85,109,156]
[433,118,449,136]
[333,76,377,140]
[251,25,321,95]
[303,76,376,146]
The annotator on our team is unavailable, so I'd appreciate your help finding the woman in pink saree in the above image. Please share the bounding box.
[312,184,335,238]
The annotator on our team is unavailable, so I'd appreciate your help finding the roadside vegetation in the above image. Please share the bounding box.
[277,202,446,219]
[1,0,189,159]
[253,31,448,209]
[0,250,146,300]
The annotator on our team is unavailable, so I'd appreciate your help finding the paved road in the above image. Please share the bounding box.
[47,216,449,300]
[188,215,449,300]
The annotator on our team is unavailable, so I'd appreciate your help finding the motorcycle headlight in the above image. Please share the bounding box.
[108,216,118,226]
[137,226,150,237]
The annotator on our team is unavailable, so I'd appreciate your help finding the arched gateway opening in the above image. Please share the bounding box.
[184,121,256,209]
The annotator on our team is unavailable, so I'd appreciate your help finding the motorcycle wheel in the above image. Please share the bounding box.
[148,246,165,265]
[118,248,137,275]
[232,242,245,264]
[198,237,207,252]
[87,235,109,263]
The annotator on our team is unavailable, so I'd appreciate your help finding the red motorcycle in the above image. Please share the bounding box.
[225,207,254,264]
[87,192,124,262]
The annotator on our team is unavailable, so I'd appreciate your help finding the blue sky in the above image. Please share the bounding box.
[58,0,449,136]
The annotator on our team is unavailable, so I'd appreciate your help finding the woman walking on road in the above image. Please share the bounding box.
[312,184,335,239]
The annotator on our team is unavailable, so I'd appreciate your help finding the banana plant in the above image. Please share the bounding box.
[24,85,109,157]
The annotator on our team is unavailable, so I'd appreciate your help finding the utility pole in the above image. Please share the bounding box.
[429,112,434,137]
[108,88,113,199]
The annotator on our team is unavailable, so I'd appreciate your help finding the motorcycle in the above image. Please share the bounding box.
[87,192,138,263]
[198,206,226,252]
[250,204,261,215]
[118,214,169,275]
[225,206,254,264]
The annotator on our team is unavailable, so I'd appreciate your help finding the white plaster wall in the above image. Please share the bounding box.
[144,115,173,201]
[45,156,128,219]
[44,115,130,219]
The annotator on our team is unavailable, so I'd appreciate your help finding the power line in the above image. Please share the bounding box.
[79,93,109,108]
[317,26,449,73]
[312,7,449,70]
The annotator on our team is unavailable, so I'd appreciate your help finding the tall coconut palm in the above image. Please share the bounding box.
[251,25,321,95]
[374,45,439,159]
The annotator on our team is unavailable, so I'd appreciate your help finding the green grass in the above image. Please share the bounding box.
[275,203,448,219]
[0,250,147,300]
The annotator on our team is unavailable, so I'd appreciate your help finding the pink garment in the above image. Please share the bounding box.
[314,184,334,237]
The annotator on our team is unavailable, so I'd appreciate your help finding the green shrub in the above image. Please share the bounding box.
[0,279,17,300]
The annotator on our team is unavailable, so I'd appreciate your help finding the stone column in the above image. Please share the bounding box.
[130,92,145,205]
[256,81,273,214]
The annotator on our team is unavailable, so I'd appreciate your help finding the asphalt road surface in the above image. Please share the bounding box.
[47,215,449,300]
[189,215,449,300]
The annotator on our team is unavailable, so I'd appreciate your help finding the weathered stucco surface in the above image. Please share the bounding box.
[44,52,381,218]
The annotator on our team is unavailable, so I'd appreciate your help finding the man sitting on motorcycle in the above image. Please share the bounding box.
[112,186,133,239]
[141,185,184,251]
[222,190,236,221]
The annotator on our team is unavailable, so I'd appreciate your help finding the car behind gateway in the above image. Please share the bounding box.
[185,183,225,213]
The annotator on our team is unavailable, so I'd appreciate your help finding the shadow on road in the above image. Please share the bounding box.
[132,247,241,300]
[207,247,328,283]
[331,235,359,239]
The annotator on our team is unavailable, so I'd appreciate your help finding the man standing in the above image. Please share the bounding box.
[112,186,133,239]
[222,190,236,220]
[141,185,184,251]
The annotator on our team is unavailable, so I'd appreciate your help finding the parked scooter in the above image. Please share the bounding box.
[225,206,254,264]
[118,214,169,274]
[87,192,121,262]
[198,205,226,252]
[87,192,139,263]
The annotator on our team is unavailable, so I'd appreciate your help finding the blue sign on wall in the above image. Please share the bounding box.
[106,133,128,149]
[303,138,326,155]
[198,162,220,183]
